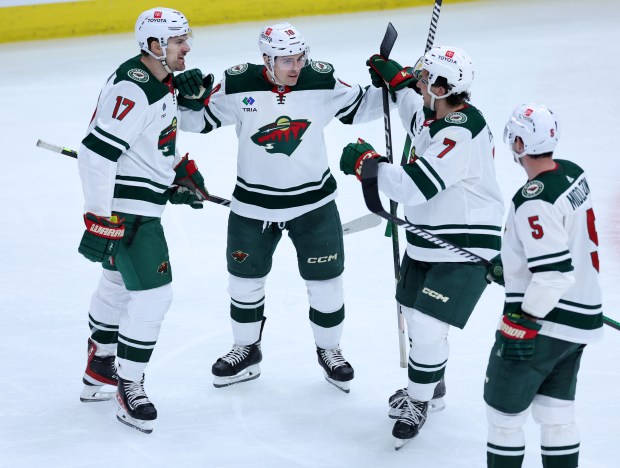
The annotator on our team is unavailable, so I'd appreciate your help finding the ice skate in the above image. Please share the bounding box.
[80,338,118,403]
[115,375,157,434]
[316,347,354,393]
[392,397,428,451]
[388,377,445,418]
[212,342,262,388]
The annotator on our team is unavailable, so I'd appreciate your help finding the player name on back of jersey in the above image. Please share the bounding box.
[566,177,590,210]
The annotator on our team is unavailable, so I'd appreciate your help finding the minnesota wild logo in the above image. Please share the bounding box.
[250,116,310,156]
[231,250,249,263]
[157,261,170,274]
[158,117,177,157]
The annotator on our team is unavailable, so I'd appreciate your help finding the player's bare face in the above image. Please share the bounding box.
[166,35,191,72]
[273,52,306,86]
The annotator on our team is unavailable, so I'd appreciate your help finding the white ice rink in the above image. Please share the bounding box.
[1,0,619,466]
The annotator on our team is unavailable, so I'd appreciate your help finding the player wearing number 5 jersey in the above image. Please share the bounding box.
[340,46,504,448]
[484,104,603,468]
[76,8,209,434]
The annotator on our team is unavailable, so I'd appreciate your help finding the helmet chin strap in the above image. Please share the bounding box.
[145,47,172,74]
[266,57,286,87]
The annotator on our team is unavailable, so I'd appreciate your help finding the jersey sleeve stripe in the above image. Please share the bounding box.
[116,175,170,191]
[527,250,571,268]
[93,126,130,150]
[417,157,446,191]
[336,87,364,125]
[530,259,574,274]
[201,106,221,134]
[402,163,440,200]
[82,133,124,162]
[114,184,168,206]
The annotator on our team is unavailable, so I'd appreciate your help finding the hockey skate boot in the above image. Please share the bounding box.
[388,377,446,418]
[80,338,118,402]
[115,376,157,434]
[316,347,354,393]
[212,342,262,388]
[392,397,428,451]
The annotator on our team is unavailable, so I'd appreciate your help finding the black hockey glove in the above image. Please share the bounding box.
[486,254,505,286]
[174,69,214,111]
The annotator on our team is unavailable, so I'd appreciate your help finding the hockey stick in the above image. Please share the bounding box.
[378,23,407,368]
[35,139,380,235]
[361,158,620,332]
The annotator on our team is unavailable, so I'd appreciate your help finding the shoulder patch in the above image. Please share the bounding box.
[128,68,149,83]
[444,112,467,124]
[522,180,544,198]
[227,63,249,75]
[311,61,333,73]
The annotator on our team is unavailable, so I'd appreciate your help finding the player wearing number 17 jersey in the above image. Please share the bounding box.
[484,103,603,468]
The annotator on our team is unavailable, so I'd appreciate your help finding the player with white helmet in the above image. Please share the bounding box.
[484,104,602,467]
[76,7,208,434]
[175,21,385,394]
[339,46,503,449]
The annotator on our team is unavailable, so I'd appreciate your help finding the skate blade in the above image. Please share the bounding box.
[429,397,446,413]
[116,408,154,434]
[394,437,414,451]
[80,384,117,403]
[324,375,350,394]
[213,364,261,388]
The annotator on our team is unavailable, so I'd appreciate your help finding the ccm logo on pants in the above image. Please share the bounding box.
[422,287,449,303]
[307,254,338,263]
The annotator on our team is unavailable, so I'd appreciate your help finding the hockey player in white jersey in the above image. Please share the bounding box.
[175,22,385,393]
[484,104,603,468]
[339,46,504,448]
[77,8,209,434]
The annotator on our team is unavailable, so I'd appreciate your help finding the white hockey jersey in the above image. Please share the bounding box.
[502,159,603,344]
[377,88,504,262]
[78,55,181,218]
[179,61,383,222]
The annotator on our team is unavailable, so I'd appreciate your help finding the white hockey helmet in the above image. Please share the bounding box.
[503,103,560,160]
[413,46,474,103]
[258,22,310,81]
[135,8,192,71]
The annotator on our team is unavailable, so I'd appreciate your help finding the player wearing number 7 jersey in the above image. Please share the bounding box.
[484,103,603,468]
[340,46,504,448]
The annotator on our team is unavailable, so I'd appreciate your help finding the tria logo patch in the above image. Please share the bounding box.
[242,97,255,106]
[231,250,249,263]
[158,117,177,157]
[251,116,310,156]
[157,261,169,274]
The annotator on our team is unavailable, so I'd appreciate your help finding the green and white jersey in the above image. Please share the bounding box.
[502,159,603,344]
[78,55,181,218]
[179,61,383,222]
[377,89,504,262]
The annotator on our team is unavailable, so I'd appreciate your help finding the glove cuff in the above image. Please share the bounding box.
[83,213,125,239]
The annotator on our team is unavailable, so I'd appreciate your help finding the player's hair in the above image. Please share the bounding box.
[434,76,470,105]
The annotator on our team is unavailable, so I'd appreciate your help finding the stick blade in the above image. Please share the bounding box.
[342,213,382,235]
[380,22,398,59]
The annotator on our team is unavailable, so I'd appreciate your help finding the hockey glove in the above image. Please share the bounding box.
[340,139,389,181]
[367,54,415,98]
[174,69,214,111]
[486,254,505,286]
[497,312,541,361]
[78,213,125,264]
[167,186,203,209]
[173,154,209,202]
